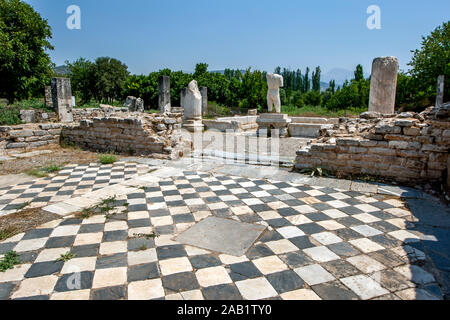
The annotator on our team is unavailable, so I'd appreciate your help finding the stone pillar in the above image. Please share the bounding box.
[183,80,204,132]
[200,87,208,116]
[44,86,53,109]
[51,77,73,122]
[368,56,399,114]
[158,76,171,113]
[436,75,445,108]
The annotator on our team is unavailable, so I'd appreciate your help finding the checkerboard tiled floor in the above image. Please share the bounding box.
[0,162,149,217]
[0,169,442,300]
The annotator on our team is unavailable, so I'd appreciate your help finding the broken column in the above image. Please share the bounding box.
[436,75,445,108]
[158,75,171,113]
[183,80,204,132]
[368,56,399,114]
[200,87,208,116]
[44,86,53,109]
[51,77,73,122]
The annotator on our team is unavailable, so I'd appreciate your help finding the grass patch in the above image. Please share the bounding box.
[206,101,232,118]
[26,164,63,178]
[57,251,76,262]
[0,251,20,272]
[0,98,55,125]
[0,226,17,241]
[0,106,22,125]
[98,154,117,165]
[281,105,367,118]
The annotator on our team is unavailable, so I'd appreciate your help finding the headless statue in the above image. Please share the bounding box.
[183,80,202,120]
[266,73,284,113]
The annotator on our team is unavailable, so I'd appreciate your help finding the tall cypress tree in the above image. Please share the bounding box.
[304,67,310,92]
[312,66,321,91]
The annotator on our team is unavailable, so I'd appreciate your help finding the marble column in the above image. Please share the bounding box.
[200,87,208,116]
[368,56,399,114]
[158,75,171,113]
[51,77,73,122]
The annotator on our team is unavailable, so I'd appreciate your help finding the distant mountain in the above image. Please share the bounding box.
[53,65,71,76]
[320,81,329,91]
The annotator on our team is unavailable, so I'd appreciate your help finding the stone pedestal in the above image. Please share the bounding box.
[368,56,399,114]
[183,120,204,133]
[200,87,208,116]
[51,78,73,123]
[436,75,445,108]
[257,113,291,137]
[158,76,171,113]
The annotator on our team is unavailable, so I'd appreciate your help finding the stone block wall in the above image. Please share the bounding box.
[60,113,187,160]
[295,107,450,184]
[19,110,58,123]
[0,123,62,150]
[72,106,131,122]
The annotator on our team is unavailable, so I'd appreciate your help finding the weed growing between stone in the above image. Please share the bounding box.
[26,164,63,178]
[0,251,20,272]
[57,251,76,262]
[98,154,117,164]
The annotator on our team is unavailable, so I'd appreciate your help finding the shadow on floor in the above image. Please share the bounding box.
[405,197,450,300]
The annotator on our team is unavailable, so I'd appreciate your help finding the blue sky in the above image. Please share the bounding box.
[26,0,449,77]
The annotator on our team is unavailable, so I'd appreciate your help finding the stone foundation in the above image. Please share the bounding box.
[295,107,450,184]
[0,123,62,150]
[60,113,187,159]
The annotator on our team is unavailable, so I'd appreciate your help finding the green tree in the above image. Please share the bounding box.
[408,21,449,105]
[66,58,94,104]
[91,57,129,102]
[312,66,321,91]
[354,64,364,82]
[329,80,336,94]
[0,0,54,102]
[303,67,310,92]
[193,63,208,79]
[303,91,322,106]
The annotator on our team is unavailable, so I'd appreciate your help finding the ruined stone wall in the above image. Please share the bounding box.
[0,123,61,150]
[19,110,58,123]
[72,106,131,122]
[295,107,450,183]
[60,113,187,160]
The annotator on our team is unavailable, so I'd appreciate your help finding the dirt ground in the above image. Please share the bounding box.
[0,207,60,241]
[0,144,121,175]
